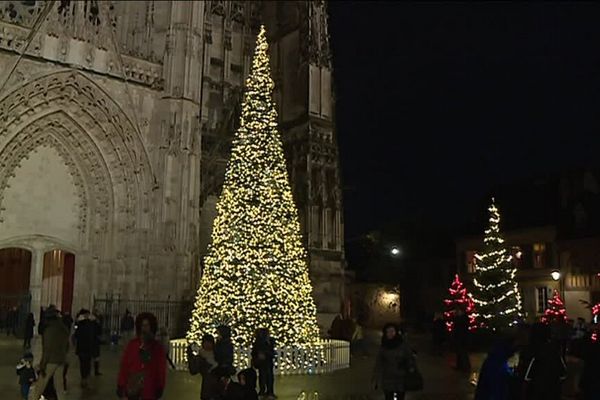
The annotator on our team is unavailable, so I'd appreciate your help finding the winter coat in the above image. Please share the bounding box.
[40,318,70,369]
[73,318,97,357]
[474,342,514,400]
[117,337,166,400]
[121,315,135,332]
[16,360,36,385]
[251,337,275,368]
[220,381,246,400]
[215,326,234,368]
[24,315,35,339]
[187,347,219,400]
[522,342,566,400]
[579,339,600,400]
[453,314,470,345]
[239,368,259,400]
[62,314,74,331]
[373,337,416,392]
[91,318,102,358]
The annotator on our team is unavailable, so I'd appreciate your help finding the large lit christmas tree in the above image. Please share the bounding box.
[541,290,567,324]
[187,26,319,350]
[443,274,477,332]
[470,199,523,330]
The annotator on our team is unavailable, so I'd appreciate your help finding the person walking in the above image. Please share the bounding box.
[23,313,34,349]
[117,312,166,400]
[6,306,17,336]
[474,338,516,400]
[372,323,417,400]
[215,325,234,370]
[33,306,70,400]
[579,331,600,400]
[38,306,47,336]
[90,312,102,376]
[453,309,471,371]
[251,328,276,398]
[73,309,97,389]
[521,323,567,400]
[431,312,446,356]
[120,309,135,343]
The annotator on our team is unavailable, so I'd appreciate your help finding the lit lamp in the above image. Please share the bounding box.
[551,270,561,281]
[390,246,401,257]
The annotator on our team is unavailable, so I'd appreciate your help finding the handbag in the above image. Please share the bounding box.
[404,366,424,391]
[126,371,145,400]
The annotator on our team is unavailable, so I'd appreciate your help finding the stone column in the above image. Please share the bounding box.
[29,247,44,331]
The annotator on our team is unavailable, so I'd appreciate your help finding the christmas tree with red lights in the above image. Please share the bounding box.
[443,274,477,332]
[592,303,599,343]
[542,290,567,324]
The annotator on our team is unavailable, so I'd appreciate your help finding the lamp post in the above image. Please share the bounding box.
[551,269,564,300]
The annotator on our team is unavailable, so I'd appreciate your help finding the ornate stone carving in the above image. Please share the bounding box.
[0,1,43,27]
[300,1,332,68]
[0,70,154,255]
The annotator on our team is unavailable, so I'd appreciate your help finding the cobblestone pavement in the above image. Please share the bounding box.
[1,333,478,400]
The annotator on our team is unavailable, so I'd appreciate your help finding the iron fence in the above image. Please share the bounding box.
[0,293,31,338]
[93,295,192,339]
[170,338,351,375]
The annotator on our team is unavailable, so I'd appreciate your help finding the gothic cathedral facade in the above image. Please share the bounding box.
[0,1,344,324]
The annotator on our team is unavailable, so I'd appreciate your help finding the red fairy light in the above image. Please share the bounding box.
[541,290,567,324]
[444,274,477,332]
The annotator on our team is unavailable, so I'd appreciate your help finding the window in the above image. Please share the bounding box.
[536,287,549,314]
[465,251,477,274]
[533,243,546,269]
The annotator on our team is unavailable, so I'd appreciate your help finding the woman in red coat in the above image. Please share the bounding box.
[117,313,166,400]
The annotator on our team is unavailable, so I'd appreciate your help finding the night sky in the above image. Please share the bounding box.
[329,2,600,240]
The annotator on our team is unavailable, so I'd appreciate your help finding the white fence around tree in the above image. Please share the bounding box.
[169,338,351,375]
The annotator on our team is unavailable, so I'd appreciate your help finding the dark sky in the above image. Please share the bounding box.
[329,2,600,239]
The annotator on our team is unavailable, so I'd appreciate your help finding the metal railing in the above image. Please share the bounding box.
[93,295,192,339]
[169,338,351,375]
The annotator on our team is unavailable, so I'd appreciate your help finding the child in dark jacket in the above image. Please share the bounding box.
[16,352,36,399]
[238,368,259,400]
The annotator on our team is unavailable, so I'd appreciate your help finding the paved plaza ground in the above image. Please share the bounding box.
[0,332,584,400]
[1,332,477,400]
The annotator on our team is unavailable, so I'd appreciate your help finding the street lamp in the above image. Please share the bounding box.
[551,270,561,281]
[390,246,401,257]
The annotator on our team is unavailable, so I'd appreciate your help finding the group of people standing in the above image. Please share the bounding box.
[473,321,600,400]
[15,305,104,400]
[187,326,277,400]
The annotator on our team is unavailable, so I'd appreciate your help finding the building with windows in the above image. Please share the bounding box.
[457,226,562,321]
[0,1,345,329]
[457,170,600,322]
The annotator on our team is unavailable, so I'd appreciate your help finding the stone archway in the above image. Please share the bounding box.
[0,70,156,313]
[41,249,75,315]
[0,247,32,298]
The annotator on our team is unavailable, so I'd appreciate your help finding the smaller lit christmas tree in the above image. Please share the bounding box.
[443,274,477,332]
[592,303,599,343]
[470,199,523,330]
[541,290,567,324]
